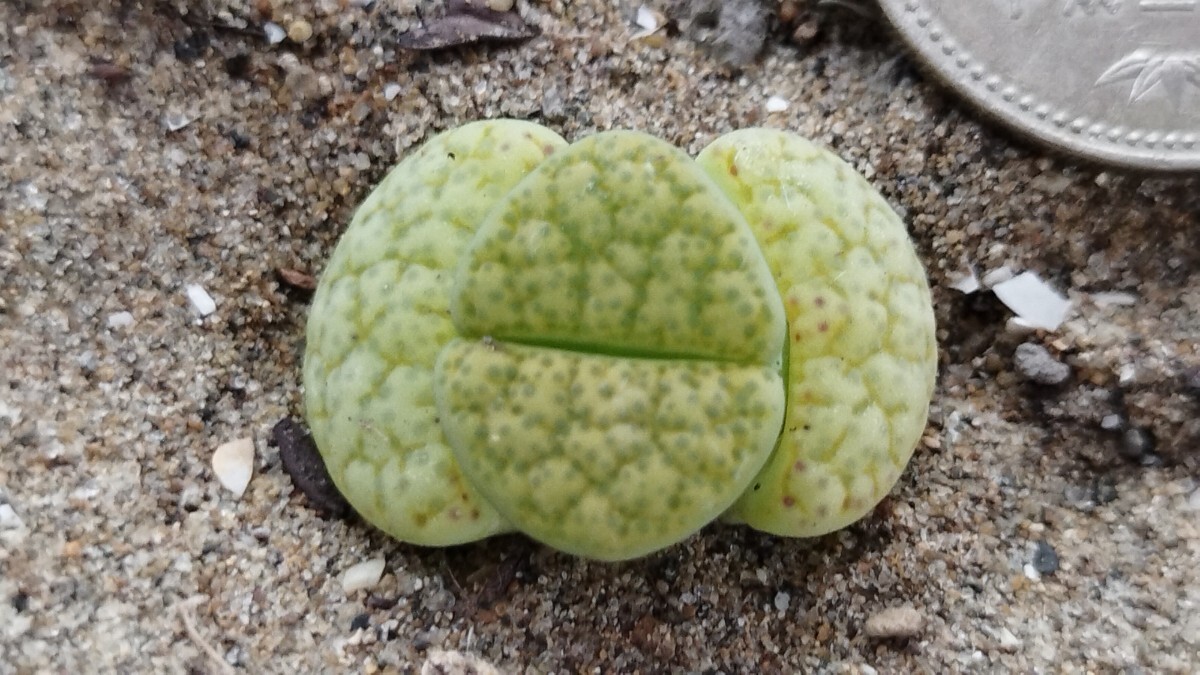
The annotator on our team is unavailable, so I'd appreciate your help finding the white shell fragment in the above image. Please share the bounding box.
[992,271,1071,331]
[212,437,255,498]
[631,5,667,39]
[186,284,217,317]
[949,265,981,294]
[981,265,1015,287]
[635,5,661,31]
[765,96,789,113]
[341,557,386,594]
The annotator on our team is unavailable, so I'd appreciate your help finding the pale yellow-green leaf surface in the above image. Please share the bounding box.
[696,129,938,536]
[451,130,786,366]
[435,340,783,560]
[303,120,937,560]
[304,120,567,545]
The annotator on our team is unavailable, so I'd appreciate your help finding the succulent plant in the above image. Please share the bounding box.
[303,120,937,561]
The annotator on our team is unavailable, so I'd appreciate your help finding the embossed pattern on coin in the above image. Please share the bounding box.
[880,0,1200,170]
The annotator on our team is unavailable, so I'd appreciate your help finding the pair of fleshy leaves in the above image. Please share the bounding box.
[303,120,937,561]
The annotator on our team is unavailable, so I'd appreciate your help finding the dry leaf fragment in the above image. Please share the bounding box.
[88,61,132,84]
[277,267,317,291]
[396,0,539,51]
[272,417,353,518]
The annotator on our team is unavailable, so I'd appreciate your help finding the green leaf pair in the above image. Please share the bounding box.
[303,120,937,561]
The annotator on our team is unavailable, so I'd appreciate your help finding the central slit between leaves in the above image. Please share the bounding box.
[469,333,772,365]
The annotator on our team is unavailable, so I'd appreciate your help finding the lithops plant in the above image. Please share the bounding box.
[303,120,937,561]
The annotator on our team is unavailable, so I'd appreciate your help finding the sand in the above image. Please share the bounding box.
[1,1,1197,672]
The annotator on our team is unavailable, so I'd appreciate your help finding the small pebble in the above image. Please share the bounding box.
[1100,414,1123,431]
[1120,427,1153,460]
[287,20,313,43]
[773,591,790,612]
[76,350,97,371]
[11,590,30,613]
[541,86,567,122]
[20,182,48,210]
[949,266,981,294]
[264,22,286,45]
[212,437,255,498]
[1013,342,1071,385]
[1182,366,1200,396]
[0,503,25,530]
[163,113,193,132]
[383,83,402,102]
[420,649,501,675]
[989,625,1023,651]
[1091,478,1118,505]
[1187,487,1200,511]
[864,606,925,639]
[186,283,217,316]
[1023,563,1041,581]
[486,0,515,11]
[1088,291,1138,307]
[106,311,134,329]
[1118,363,1137,385]
[342,557,386,594]
[350,612,370,631]
[1032,540,1060,576]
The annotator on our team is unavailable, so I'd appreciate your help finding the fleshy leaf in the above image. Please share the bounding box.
[434,338,784,561]
[303,120,568,545]
[450,130,786,366]
[697,129,938,537]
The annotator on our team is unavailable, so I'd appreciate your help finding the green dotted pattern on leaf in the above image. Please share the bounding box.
[451,131,787,366]
[303,120,938,560]
[303,120,568,546]
[435,340,784,561]
[696,129,938,537]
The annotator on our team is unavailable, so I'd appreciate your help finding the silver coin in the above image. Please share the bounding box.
[878,0,1200,171]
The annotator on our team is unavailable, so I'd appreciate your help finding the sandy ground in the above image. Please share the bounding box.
[2,1,1198,673]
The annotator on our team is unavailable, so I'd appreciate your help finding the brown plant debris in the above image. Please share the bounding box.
[272,417,354,518]
[396,0,539,51]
